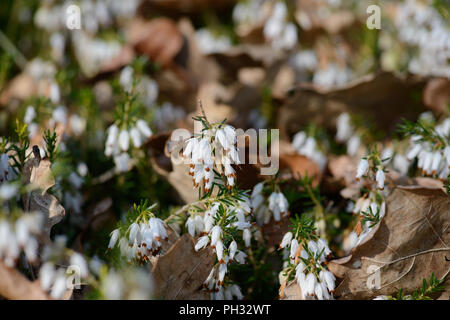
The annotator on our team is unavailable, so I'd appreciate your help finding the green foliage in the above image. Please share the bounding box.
[398,118,447,150]
[43,130,58,163]
[393,273,446,300]
[289,214,318,243]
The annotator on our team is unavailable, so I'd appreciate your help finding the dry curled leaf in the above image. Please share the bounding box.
[22,157,54,195]
[278,72,427,139]
[127,18,184,68]
[328,186,450,300]
[0,73,37,106]
[21,154,65,237]
[0,261,50,300]
[279,153,321,186]
[151,234,215,300]
[423,78,450,116]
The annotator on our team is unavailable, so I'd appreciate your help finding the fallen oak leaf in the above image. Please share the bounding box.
[151,234,215,300]
[0,261,50,300]
[328,186,450,300]
[127,18,184,68]
[21,155,54,195]
[21,149,65,238]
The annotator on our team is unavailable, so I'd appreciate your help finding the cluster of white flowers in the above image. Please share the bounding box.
[104,120,153,172]
[250,182,289,225]
[188,197,251,298]
[195,28,232,55]
[108,217,168,263]
[356,156,386,190]
[0,213,43,267]
[405,118,450,179]
[263,2,298,50]
[348,151,388,250]
[335,112,362,156]
[280,233,335,300]
[204,274,244,300]
[183,122,239,191]
[395,0,450,78]
[349,195,386,250]
[292,131,327,171]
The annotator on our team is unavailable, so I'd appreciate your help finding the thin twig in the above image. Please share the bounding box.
[362,247,450,267]
[198,100,210,126]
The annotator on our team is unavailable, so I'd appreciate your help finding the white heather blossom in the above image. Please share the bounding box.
[0,183,18,200]
[183,123,239,191]
[251,182,290,225]
[347,135,361,157]
[195,236,210,251]
[50,270,67,299]
[108,216,168,263]
[281,232,334,300]
[105,124,119,157]
[24,106,36,124]
[119,130,130,151]
[280,232,293,249]
[70,253,89,278]
[289,239,299,260]
[113,153,130,172]
[136,120,153,138]
[356,158,369,180]
[335,113,353,143]
[243,228,251,247]
[0,153,15,183]
[39,262,56,291]
[376,169,385,190]
[211,226,222,248]
[108,229,120,250]
[404,116,449,178]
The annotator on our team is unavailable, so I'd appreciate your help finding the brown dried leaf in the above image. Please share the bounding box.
[423,78,450,116]
[128,18,184,68]
[278,72,427,138]
[280,281,302,300]
[279,154,321,186]
[329,186,450,299]
[21,154,65,237]
[0,261,50,300]
[22,158,55,195]
[0,73,36,106]
[151,234,215,300]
